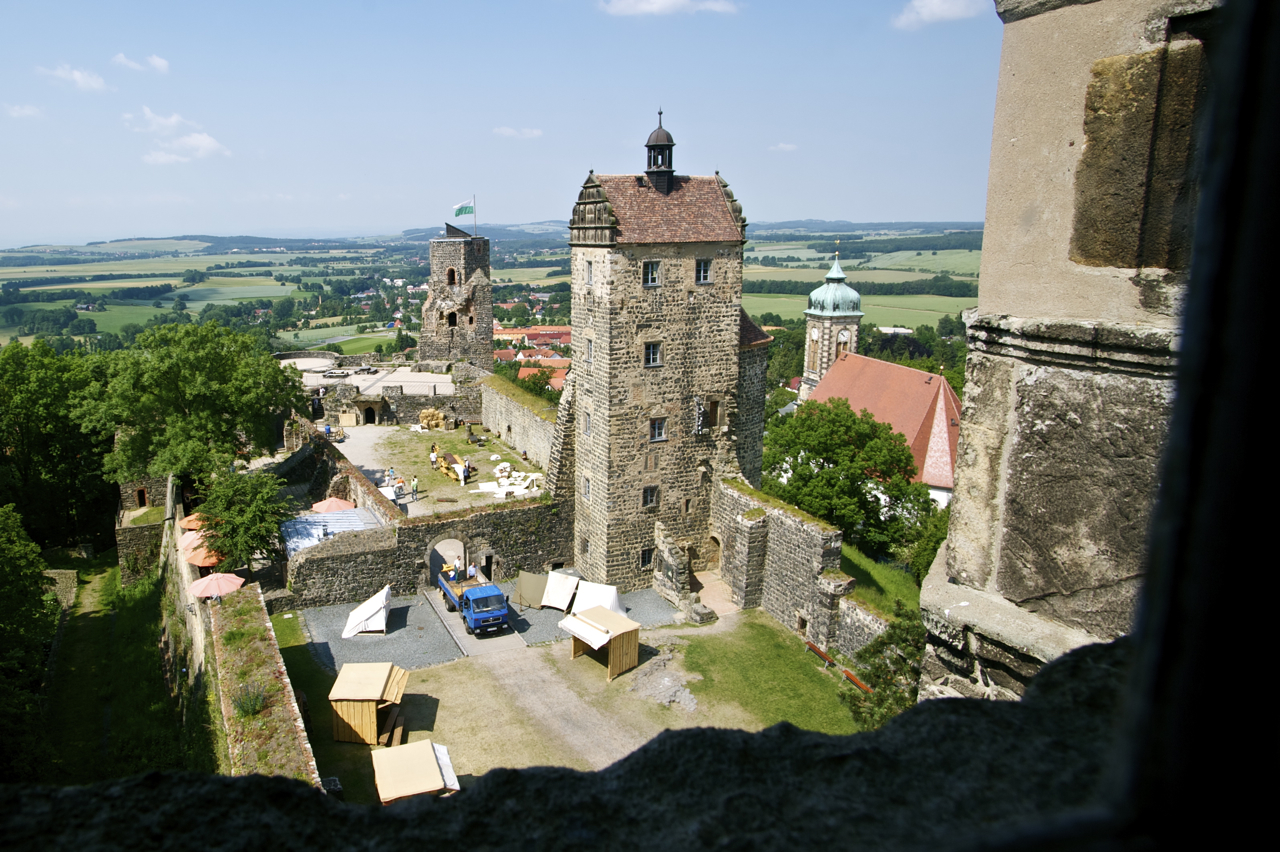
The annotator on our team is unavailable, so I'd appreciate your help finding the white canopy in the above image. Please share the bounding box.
[540,570,579,611]
[342,585,392,638]
[558,606,641,651]
[571,581,626,618]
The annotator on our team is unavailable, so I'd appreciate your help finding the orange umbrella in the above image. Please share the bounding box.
[189,572,244,598]
[178,513,207,530]
[311,497,356,513]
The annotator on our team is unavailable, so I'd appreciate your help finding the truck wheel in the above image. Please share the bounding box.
[464,623,473,635]
[445,596,455,613]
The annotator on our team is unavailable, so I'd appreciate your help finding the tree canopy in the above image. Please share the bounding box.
[79,323,307,484]
[197,470,291,572]
[762,397,932,558]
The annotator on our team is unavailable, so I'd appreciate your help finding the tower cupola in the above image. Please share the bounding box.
[645,110,676,194]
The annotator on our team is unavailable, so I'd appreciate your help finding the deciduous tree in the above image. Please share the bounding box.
[197,470,291,573]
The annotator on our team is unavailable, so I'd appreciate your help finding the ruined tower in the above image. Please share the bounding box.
[417,222,493,365]
[567,115,769,592]
[798,257,864,400]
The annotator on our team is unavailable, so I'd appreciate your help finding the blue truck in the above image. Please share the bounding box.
[437,572,511,636]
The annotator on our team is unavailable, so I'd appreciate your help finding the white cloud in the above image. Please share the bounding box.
[113,53,170,73]
[494,126,543,139]
[893,0,988,30]
[125,105,194,134]
[600,0,736,15]
[6,105,42,118]
[143,132,230,165]
[769,143,798,152]
[39,64,107,91]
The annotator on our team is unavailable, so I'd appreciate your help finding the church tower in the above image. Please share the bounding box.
[417,222,493,365]
[799,257,864,400]
[566,115,767,592]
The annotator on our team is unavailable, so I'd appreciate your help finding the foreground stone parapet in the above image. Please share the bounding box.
[0,637,1131,851]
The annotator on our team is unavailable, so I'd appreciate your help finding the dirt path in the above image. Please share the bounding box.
[471,647,651,771]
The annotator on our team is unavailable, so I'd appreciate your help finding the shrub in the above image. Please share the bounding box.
[231,683,268,718]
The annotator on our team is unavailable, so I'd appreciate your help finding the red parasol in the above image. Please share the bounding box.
[178,513,208,530]
[311,497,356,513]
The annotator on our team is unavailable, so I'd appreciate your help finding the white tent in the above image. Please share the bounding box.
[570,580,626,618]
[342,585,392,638]
[540,570,579,611]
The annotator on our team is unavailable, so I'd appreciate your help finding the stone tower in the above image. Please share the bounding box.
[567,116,768,592]
[417,222,493,365]
[798,257,864,400]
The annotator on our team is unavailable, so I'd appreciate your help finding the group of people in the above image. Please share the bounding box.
[382,466,419,502]
[442,554,479,583]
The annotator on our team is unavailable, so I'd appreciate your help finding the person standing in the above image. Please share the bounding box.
[467,561,478,580]
[411,476,419,501]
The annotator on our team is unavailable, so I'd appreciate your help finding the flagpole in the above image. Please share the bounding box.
[473,195,477,237]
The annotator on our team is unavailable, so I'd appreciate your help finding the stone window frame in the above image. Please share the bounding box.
[586,339,594,362]
[642,260,660,287]
[586,259,594,288]
[641,547,655,569]
[581,538,590,555]
[584,411,592,436]
[644,341,662,368]
[649,417,667,443]
[695,258,712,284]
[642,485,659,509]
[583,477,591,500]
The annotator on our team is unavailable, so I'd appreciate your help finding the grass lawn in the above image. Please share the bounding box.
[742,292,977,327]
[324,333,396,354]
[864,249,982,276]
[840,544,920,620]
[683,610,860,735]
[271,613,377,803]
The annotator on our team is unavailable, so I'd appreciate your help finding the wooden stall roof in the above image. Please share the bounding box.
[372,738,445,804]
[575,606,640,639]
[329,662,408,704]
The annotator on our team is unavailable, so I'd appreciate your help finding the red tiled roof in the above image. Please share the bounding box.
[494,349,518,362]
[788,377,802,391]
[517,348,560,360]
[810,354,961,490]
[595,175,743,244]
[518,358,571,370]
[518,366,570,381]
[739,307,773,350]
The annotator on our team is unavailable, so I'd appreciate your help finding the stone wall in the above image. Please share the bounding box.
[116,522,164,585]
[118,477,168,512]
[284,498,574,610]
[710,478,849,651]
[734,342,769,488]
[481,381,557,469]
[835,598,889,660]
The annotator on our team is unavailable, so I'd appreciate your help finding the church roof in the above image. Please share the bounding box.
[739,308,773,350]
[810,353,961,490]
[591,174,744,244]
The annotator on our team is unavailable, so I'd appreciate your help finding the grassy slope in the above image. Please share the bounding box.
[683,610,859,735]
[840,544,920,619]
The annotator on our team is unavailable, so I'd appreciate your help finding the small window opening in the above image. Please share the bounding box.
[447,268,457,286]
[642,485,659,508]
[641,548,655,569]
[448,312,458,327]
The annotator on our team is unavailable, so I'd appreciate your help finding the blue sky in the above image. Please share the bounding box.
[0,0,1003,247]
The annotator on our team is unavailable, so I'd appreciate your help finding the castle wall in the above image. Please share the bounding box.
[921,0,1212,700]
[481,382,557,470]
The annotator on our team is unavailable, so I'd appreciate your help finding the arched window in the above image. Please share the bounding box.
[447,268,457,286]
[447,312,457,328]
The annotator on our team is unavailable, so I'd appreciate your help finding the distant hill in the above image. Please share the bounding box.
[402,222,569,242]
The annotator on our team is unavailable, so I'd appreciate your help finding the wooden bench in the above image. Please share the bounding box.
[806,641,873,694]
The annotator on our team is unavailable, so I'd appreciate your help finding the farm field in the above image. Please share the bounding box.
[861,249,982,276]
[9,238,213,254]
[0,299,182,340]
[495,266,569,286]
[742,292,975,328]
[745,265,971,285]
[0,252,375,282]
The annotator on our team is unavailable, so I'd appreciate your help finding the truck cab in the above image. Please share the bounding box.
[438,573,510,636]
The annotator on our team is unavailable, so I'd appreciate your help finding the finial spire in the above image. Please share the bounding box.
[658,108,663,127]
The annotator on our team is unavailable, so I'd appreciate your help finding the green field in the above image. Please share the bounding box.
[0,253,372,282]
[496,266,569,286]
[742,293,975,328]
[862,249,982,276]
[744,265,970,285]
[10,238,213,254]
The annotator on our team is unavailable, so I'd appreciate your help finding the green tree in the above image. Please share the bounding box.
[906,505,949,585]
[198,470,291,572]
[0,341,113,546]
[841,600,927,730]
[0,504,56,778]
[762,398,932,558]
[79,323,307,484]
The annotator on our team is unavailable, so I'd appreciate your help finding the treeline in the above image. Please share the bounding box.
[492,257,569,271]
[807,231,983,254]
[0,254,107,267]
[0,271,173,289]
[743,275,977,298]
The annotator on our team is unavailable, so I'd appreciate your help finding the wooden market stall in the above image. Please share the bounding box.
[328,662,409,744]
[558,605,641,681]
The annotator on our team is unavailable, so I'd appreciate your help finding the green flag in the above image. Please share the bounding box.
[454,199,474,217]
